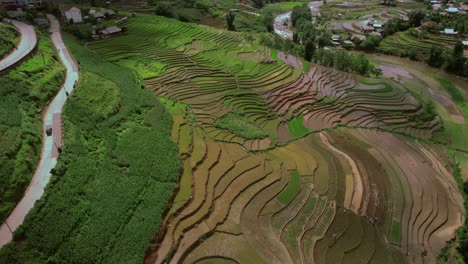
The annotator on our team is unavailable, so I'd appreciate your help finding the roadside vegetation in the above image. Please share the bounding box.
[0,33,180,263]
[0,23,19,59]
[0,30,65,223]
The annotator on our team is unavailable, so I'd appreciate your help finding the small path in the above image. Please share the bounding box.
[0,20,37,71]
[0,15,79,248]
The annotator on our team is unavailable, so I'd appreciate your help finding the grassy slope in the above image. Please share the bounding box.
[214,113,269,139]
[288,114,310,138]
[0,23,19,59]
[0,33,180,263]
[277,170,301,204]
[0,30,65,222]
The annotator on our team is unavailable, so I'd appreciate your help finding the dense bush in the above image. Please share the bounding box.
[314,50,378,76]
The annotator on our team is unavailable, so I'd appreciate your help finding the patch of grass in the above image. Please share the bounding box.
[277,170,301,204]
[71,71,120,117]
[215,113,268,139]
[0,23,18,59]
[267,1,309,12]
[346,80,393,93]
[389,221,401,244]
[302,57,309,73]
[288,114,310,138]
[434,76,464,104]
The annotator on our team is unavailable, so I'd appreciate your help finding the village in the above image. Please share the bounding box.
[0,0,131,40]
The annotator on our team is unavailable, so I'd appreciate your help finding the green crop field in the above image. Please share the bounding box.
[288,114,310,138]
[277,170,301,204]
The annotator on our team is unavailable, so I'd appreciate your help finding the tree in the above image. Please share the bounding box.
[428,45,445,68]
[304,39,315,61]
[447,41,466,75]
[291,4,312,27]
[263,10,274,32]
[354,54,370,75]
[252,0,265,8]
[226,11,236,31]
[408,10,425,27]
[154,2,176,18]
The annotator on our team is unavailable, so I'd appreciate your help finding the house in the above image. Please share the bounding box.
[430,0,439,4]
[6,9,25,18]
[362,25,374,32]
[34,18,49,27]
[432,4,441,10]
[90,10,105,19]
[62,6,82,23]
[372,23,383,29]
[462,41,468,50]
[331,34,340,42]
[445,7,458,13]
[352,34,366,41]
[343,40,353,45]
[442,28,458,35]
[100,26,122,37]
[103,9,116,17]
[17,0,42,6]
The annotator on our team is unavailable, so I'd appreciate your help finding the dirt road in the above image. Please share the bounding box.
[0,20,37,71]
[0,15,79,248]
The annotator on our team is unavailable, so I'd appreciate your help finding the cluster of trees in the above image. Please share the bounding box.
[382,17,409,37]
[314,50,382,76]
[428,42,468,76]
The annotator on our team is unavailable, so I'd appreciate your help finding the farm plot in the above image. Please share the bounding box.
[75,14,462,264]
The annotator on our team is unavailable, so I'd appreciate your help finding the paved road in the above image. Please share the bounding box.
[0,15,79,248]
[0,20,37,71]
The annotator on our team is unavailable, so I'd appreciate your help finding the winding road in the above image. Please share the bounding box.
[0,15,79,248]
[0,20,37,72]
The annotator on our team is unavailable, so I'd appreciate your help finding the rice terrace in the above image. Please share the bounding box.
[0,0,467,263]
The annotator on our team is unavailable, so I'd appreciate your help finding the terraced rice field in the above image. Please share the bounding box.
[379,31,456,59]
[86,14,464,263]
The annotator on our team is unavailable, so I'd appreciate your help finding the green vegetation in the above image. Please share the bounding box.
[435,76,464,104]
[0,31,65,222]
[346,81,393,93]
[0,33,180,263]
[288,114,309,138]
[0,23,19,59]
[277,170,301,204]
[215,113,268,139]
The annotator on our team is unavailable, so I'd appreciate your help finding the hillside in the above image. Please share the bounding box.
[0,12,464,264]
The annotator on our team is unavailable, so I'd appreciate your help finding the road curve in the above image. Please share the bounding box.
[0,20,37,71]
[0,15,79,248]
